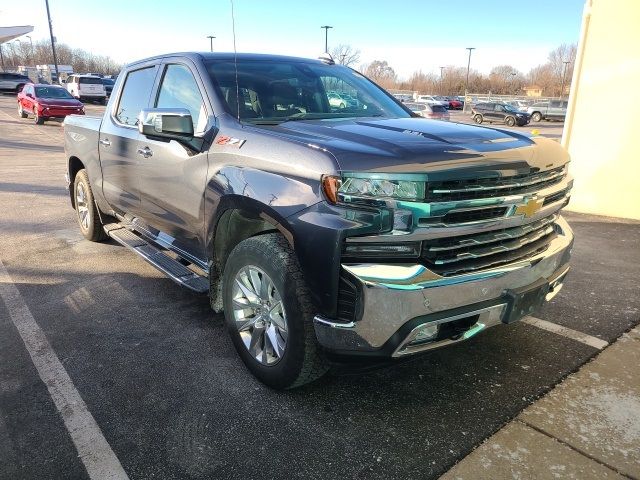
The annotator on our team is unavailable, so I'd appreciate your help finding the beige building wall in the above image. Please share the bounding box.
[562,0,640,220]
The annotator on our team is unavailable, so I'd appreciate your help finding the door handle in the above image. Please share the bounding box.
[137,146,153,158]
[99,139,111,147]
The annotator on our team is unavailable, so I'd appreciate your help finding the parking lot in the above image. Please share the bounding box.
[1,92,638,479]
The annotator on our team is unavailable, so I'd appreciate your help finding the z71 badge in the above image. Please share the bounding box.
[215,135,246,148]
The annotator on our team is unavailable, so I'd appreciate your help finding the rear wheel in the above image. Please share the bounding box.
[18,103,27,118]
[222,233,329,389]
[531,112,542,122]
[473,114,483,124]
[505,116,516,127]
[73,169,107,242]
[33,108,44,125]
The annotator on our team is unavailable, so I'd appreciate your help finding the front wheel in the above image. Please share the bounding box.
[473,114,483,124]
[18,103,27,118]
[222,233,329,389]
[33,108,44,125]
[73,169,107,242]
[505,116,516,127]
[531,112,542,122]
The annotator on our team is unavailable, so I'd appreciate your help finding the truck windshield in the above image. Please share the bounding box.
[205,59,410,124]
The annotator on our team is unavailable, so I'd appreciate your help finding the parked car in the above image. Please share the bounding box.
[101,78,115,96]
[405,102,450,121]
[63,52,573,389]
[471,102,530,127]
[445,97,463,110]
[327,91,355,109]
[416,95,447,107]
[0,72,32,93]
[505,100,530,112]
[66,74,107,104]
[17,84,84,124]
[527,100,568,122]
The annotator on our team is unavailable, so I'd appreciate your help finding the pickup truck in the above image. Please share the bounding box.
[64,52,574,389]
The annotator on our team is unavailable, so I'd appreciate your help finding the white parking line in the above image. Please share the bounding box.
[0,259,129,480]
[522,316,609,350]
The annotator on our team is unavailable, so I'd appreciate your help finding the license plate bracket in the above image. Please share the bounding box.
[502,278,550,324]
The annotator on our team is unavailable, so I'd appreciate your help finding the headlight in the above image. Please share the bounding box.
[338,177,424,200]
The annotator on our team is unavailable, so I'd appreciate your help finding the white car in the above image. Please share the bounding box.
[415,95,447,107]
[66,75,107,104]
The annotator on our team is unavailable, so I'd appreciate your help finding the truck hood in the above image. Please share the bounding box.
[255,117,563,174]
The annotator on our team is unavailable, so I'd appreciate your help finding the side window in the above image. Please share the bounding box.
[155,64,207,133]
[494,104,504,112]
[115,67,157,127]
[550,101,560,108]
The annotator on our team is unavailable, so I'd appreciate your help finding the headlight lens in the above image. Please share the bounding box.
[338,177,424,200]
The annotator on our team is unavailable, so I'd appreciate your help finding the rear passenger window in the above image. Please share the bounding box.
[155,64,207,133]
[115,67,157,127]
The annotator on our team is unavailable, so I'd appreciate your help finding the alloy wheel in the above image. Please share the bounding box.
[76,181,90,230]
[231,266,288,366]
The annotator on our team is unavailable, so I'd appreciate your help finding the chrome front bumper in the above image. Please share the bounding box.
[314,216,573,357]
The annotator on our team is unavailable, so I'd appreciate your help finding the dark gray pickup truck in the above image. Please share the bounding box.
[64,52,574,389]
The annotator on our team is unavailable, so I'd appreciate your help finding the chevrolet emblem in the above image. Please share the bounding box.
[515,198,544,218]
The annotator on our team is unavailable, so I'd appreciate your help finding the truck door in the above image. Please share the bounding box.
[99,65,158,216]
[135,61,211,261]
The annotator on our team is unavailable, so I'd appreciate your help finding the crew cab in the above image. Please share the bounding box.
[64,53,574,389]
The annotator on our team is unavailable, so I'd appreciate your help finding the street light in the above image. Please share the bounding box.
[207,35,216,52]
[440,66,445,95]
[560,60,571,98]
[464,47,475,110]
[320,25,333,53]
[26,35,33,50]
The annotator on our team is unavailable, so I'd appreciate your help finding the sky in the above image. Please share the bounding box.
[1,0,585,78]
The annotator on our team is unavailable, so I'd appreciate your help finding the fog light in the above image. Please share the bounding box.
[409,324,439,345]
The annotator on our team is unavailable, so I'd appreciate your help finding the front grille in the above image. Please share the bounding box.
[426,166,566,202]
[420,207,508,226]
[422,214,558,276]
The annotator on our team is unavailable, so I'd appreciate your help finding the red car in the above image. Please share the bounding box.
[17,84,84,124]
[448,98,463,110]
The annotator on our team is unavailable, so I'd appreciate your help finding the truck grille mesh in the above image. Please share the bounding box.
[426,166,566,202]
[421,214,558,276]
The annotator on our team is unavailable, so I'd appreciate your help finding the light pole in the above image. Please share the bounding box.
[320,25,333,53]
[45,0,60,83]
[26,35,33,50]
[207,35,216,52]
[439,66,445,95]
[464,47,475,111]
[510,72,516,95]
[559,60,570,98]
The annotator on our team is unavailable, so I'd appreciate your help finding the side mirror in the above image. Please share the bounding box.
[26,93,34,99]
[138,108,194,141]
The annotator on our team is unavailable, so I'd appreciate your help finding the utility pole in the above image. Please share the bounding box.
[45,0,60,83]
[560,60,571,98]
[320,25,333,53]
[440,66,445,95]
[464,47,475,111]
[207,35,216,52]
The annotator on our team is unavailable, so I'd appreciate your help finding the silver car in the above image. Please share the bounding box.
[527,100,568,122]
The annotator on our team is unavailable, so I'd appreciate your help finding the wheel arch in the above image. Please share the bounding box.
[206,195,296,312]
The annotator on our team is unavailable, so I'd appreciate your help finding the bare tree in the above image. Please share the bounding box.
[330,44,361,67]
[362,60,397,88]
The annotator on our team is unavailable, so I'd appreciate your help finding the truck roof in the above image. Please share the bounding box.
[126,52,332,68]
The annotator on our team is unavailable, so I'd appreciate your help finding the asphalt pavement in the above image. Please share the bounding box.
[0,94,638,480]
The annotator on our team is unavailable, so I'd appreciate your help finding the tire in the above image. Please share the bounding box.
[505,116,516,127]
[473,114,483,124]
[531,112,542,122]
[222,233,329,389]
[73,169,107,242]
[18,103,27,118]
[33,108,44,125]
